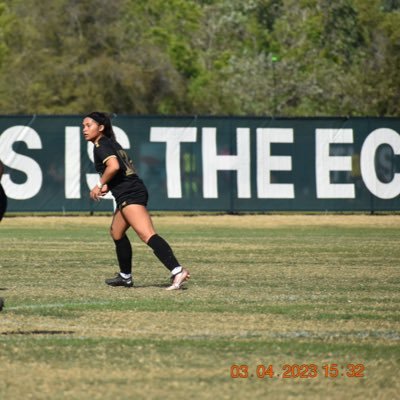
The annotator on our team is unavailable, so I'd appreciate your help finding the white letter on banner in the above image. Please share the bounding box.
[150,127,197,198]
[202,127,250,198]
[0,125,43,199]
[361,128,400,199]
[86,127,130,201]
[315,129,355,198]
[256,128,294,198]
[65,127,81,198]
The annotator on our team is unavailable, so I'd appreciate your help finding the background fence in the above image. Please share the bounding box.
[1,115,399,213]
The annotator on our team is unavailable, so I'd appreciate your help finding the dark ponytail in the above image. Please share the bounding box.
[85,112,116,140]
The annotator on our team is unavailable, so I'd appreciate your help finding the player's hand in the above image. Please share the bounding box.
[100,184,109,195]
[90,185,106,201]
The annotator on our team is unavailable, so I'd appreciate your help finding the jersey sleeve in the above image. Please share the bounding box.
[95,140,117,164]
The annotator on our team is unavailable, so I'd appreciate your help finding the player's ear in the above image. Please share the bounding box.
[99,124,105,132]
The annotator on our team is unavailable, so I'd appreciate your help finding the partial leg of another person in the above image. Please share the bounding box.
[0,184,7,222]
[105,209,134,287]
[121,204,190,290]
[0,186,6,309]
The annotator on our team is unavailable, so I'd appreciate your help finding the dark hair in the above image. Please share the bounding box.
[85,112,116,140]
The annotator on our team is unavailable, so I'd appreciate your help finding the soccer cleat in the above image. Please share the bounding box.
[0,297,4,311]
[166,268,190,291]
[105,273,133,288]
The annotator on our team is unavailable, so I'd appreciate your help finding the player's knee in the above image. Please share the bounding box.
[138,233,148,243]
[110,225,122,241]
[139,230,154,243]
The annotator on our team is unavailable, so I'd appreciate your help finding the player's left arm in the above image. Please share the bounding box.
[90,156,120,201]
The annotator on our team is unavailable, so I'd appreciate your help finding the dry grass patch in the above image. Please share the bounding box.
[3,213,400,230]
[0,214,399,399]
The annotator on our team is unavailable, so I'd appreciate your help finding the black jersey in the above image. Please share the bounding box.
[93,136,145,202]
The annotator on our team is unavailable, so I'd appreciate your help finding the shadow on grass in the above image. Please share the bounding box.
[1,330,75,335]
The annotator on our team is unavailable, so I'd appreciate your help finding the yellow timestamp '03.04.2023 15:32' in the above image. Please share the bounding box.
[230,363,365,379]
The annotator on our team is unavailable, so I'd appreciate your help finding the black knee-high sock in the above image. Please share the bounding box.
[147,234,179,272]
[114,235,132,274]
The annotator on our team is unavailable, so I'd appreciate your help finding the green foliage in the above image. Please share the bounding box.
[0,0,399,115]
[0,1,15,67]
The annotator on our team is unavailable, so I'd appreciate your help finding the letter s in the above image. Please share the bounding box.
[0,125,43,199]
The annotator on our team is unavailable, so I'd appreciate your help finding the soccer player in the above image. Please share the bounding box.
[82,112,190,290]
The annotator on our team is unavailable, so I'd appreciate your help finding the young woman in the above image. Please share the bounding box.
[82,112,190,290]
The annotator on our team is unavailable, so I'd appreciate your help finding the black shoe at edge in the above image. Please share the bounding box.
[105,274,133,288]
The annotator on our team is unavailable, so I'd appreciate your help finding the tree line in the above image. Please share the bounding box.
[0,0,399,117]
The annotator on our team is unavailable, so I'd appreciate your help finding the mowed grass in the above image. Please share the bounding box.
[0,214,399,400]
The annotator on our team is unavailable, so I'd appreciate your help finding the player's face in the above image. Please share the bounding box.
[82,117,103,143]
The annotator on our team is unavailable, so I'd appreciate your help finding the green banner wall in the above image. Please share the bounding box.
[0,115,399,213]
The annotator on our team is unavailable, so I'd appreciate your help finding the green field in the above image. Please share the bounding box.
[0,215,399,400]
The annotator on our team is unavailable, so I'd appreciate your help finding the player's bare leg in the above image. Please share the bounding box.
[121,204,190,290]
[105,209,133,287]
